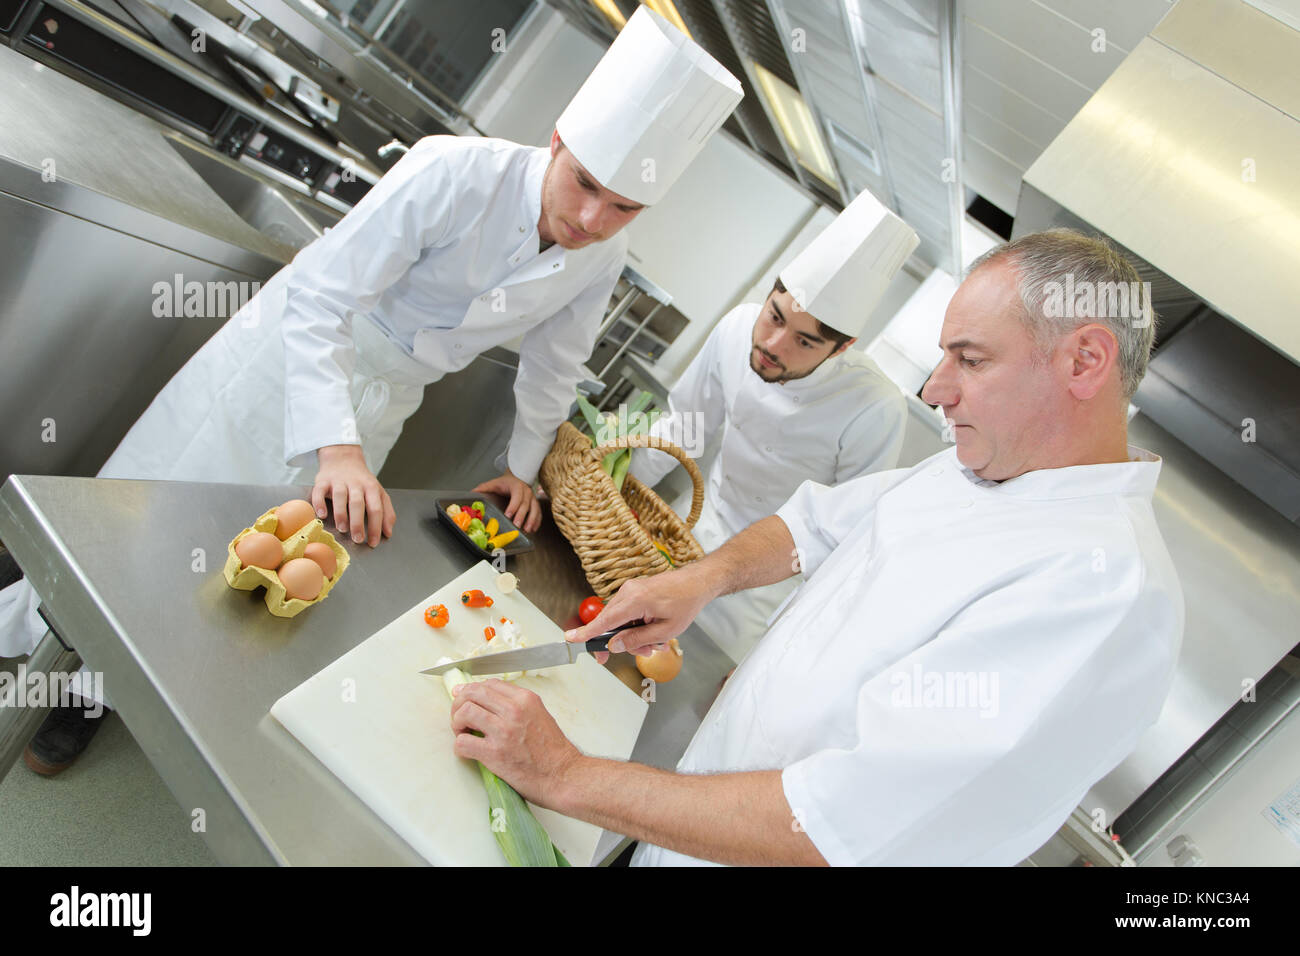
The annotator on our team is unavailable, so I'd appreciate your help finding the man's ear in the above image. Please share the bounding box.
[1067,323,1119,401]
[550,129,563,158]
[832,337,858,357]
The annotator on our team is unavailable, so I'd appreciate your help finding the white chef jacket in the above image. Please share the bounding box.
[280,135,627,484]
[631,445,1185,866]
[629,302,906,532]
[626,302,905,661]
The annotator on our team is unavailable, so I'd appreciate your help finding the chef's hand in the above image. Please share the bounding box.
[472,469,542,533]
[313,444,396,547]
[565,568,713,663]
[449,679,580,807]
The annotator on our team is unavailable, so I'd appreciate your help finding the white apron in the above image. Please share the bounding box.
[100,268,442,483]
[0,269,446,699]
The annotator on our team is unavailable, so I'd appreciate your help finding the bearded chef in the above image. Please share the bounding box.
[446,228,1186,865]
[0,5,741,776]
[627,188,918,663]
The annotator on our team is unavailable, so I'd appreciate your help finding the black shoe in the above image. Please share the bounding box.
[23,703,107,776]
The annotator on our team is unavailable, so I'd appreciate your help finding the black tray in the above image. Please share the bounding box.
[433,495,534,561]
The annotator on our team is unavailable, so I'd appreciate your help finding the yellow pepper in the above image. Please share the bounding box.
[486,517,499,537]
[487,529,519,549]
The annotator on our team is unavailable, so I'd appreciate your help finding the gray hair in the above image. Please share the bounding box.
[966,228,1157,398]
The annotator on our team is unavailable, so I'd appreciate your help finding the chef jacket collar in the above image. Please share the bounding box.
[508,147,563,268]
[953,444,1163,500]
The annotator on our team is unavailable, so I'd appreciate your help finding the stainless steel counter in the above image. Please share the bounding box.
[0,474,735,865]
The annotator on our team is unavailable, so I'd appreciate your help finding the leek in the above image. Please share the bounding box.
[610,449,631,492]
[441,665,569,867]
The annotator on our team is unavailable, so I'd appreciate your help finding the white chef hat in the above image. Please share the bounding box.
[555,5,742,206]
[779,188,920,336]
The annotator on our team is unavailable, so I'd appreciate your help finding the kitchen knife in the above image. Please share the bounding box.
[420,620,647,677]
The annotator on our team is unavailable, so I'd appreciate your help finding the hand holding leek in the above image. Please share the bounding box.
[445,670,584,866]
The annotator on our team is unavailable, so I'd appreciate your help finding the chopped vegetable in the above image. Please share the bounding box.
[439,664,569,867]
[578,596,604,625]
[484,625,496,641]
[497,572,518,594]
[461,589,494,608]
[487,529,519,549]
[424,604,449,628]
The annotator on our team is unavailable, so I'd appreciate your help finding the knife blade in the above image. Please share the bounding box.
[420,620,647,677]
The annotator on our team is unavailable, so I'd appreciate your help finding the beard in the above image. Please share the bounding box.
[749,347,821,384]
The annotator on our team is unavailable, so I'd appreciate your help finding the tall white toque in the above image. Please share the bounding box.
[779,187,920,336]
[555,5,743,206]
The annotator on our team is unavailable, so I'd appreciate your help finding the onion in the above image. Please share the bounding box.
[635,638,683,683]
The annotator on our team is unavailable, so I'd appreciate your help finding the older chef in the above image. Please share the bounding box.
[447,228,1185,865]
[627,189,917,662]
[0,6,742,776]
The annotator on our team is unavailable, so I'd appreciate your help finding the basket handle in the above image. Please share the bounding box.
[590,433,706,530]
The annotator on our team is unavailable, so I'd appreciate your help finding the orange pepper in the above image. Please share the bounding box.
[453,511,472,531]
[424,604,449,628]
[484,626,496,641]
[461,589,493,608]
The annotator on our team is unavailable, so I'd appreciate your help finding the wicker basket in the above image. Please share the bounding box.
[539,421,706,600]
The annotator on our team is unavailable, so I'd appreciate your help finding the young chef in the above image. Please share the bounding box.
[447,228,1185,865]
[626,188,918,662]
[0,6,742,775]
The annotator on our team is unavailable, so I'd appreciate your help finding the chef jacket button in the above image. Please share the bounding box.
[518,226,525,233]
[765,445,774,453]
[755,495,763,503]
[793,396,800,403]
[454,343,463,350]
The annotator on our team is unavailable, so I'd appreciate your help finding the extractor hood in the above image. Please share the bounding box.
[1013,0,1300,523]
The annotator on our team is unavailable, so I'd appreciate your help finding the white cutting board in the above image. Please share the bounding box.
[270,560,648,866]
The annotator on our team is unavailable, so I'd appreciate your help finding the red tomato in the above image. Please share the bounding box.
[578,596,604,624]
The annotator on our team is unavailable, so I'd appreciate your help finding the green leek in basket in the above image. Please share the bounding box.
[572,389,660,493]
[441,666,570,867]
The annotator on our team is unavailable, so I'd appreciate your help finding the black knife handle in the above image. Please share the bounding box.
[586,619,646,654]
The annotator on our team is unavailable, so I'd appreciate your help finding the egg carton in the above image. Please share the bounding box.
[223,506,350,618]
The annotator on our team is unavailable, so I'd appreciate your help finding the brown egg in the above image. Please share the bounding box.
[278,557,324,601]
[275,499,316,540]
[235,532,283,570]
[302,542,337,579]
[635,638,684,683]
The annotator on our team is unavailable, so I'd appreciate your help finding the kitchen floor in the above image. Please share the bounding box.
[0,654,216,866]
